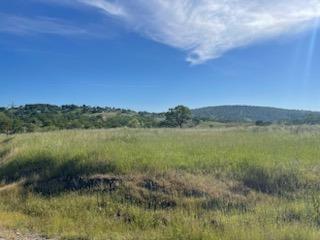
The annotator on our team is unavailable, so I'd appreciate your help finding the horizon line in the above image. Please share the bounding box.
[1,103,320,114]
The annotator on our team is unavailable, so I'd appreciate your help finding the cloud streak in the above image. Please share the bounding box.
[77,0,320,64]
[0,14,87,36]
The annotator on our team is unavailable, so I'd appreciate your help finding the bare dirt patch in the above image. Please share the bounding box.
[0,227,54,240]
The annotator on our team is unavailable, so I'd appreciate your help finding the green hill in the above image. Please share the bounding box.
[1,104,320,135]
[192,105,320,123]
[0,104,163,133]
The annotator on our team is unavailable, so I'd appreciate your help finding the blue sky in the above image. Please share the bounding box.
[0,0,320,112]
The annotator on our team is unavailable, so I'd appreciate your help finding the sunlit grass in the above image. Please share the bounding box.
[1,126,320,239]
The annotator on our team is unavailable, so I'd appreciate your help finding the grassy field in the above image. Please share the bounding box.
[1,126,320,239]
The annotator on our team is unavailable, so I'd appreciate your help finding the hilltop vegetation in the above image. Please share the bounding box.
[192,105,320,123]
[1,126,320,239]
[1,104,320,134]
[0,104,163,134]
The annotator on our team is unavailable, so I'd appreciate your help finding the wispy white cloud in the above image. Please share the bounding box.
[78,0,126,16]
[0,14,87,36]
[76,0,320,64]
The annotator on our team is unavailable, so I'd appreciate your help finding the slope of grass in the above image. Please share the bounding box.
[1,126,320,239]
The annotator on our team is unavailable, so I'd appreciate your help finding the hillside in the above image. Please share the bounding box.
[0,104,163,133]
[192,105,320,123]
[1,104,320,135]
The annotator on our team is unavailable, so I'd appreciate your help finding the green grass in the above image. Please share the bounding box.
[1,126,320,239]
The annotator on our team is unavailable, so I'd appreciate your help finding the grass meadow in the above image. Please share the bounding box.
[1,126,320,239]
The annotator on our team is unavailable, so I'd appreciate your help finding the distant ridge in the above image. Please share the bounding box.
[191,105,320,123]
[1,104,320,133]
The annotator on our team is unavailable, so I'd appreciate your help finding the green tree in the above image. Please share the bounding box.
[128,118,141,128]
[12,119,23,133]
[0,113,13,135]
[165,105,192,128]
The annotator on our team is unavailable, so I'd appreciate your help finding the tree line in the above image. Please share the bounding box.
[0,104,193,134]
[2,104,319,134]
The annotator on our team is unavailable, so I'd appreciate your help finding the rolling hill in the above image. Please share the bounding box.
[1,104,320,135]
[192,105,320,123]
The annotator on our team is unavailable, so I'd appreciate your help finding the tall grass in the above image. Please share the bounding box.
[1,126,320,239]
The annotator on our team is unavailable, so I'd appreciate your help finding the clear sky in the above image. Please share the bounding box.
[1,0,320,112]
